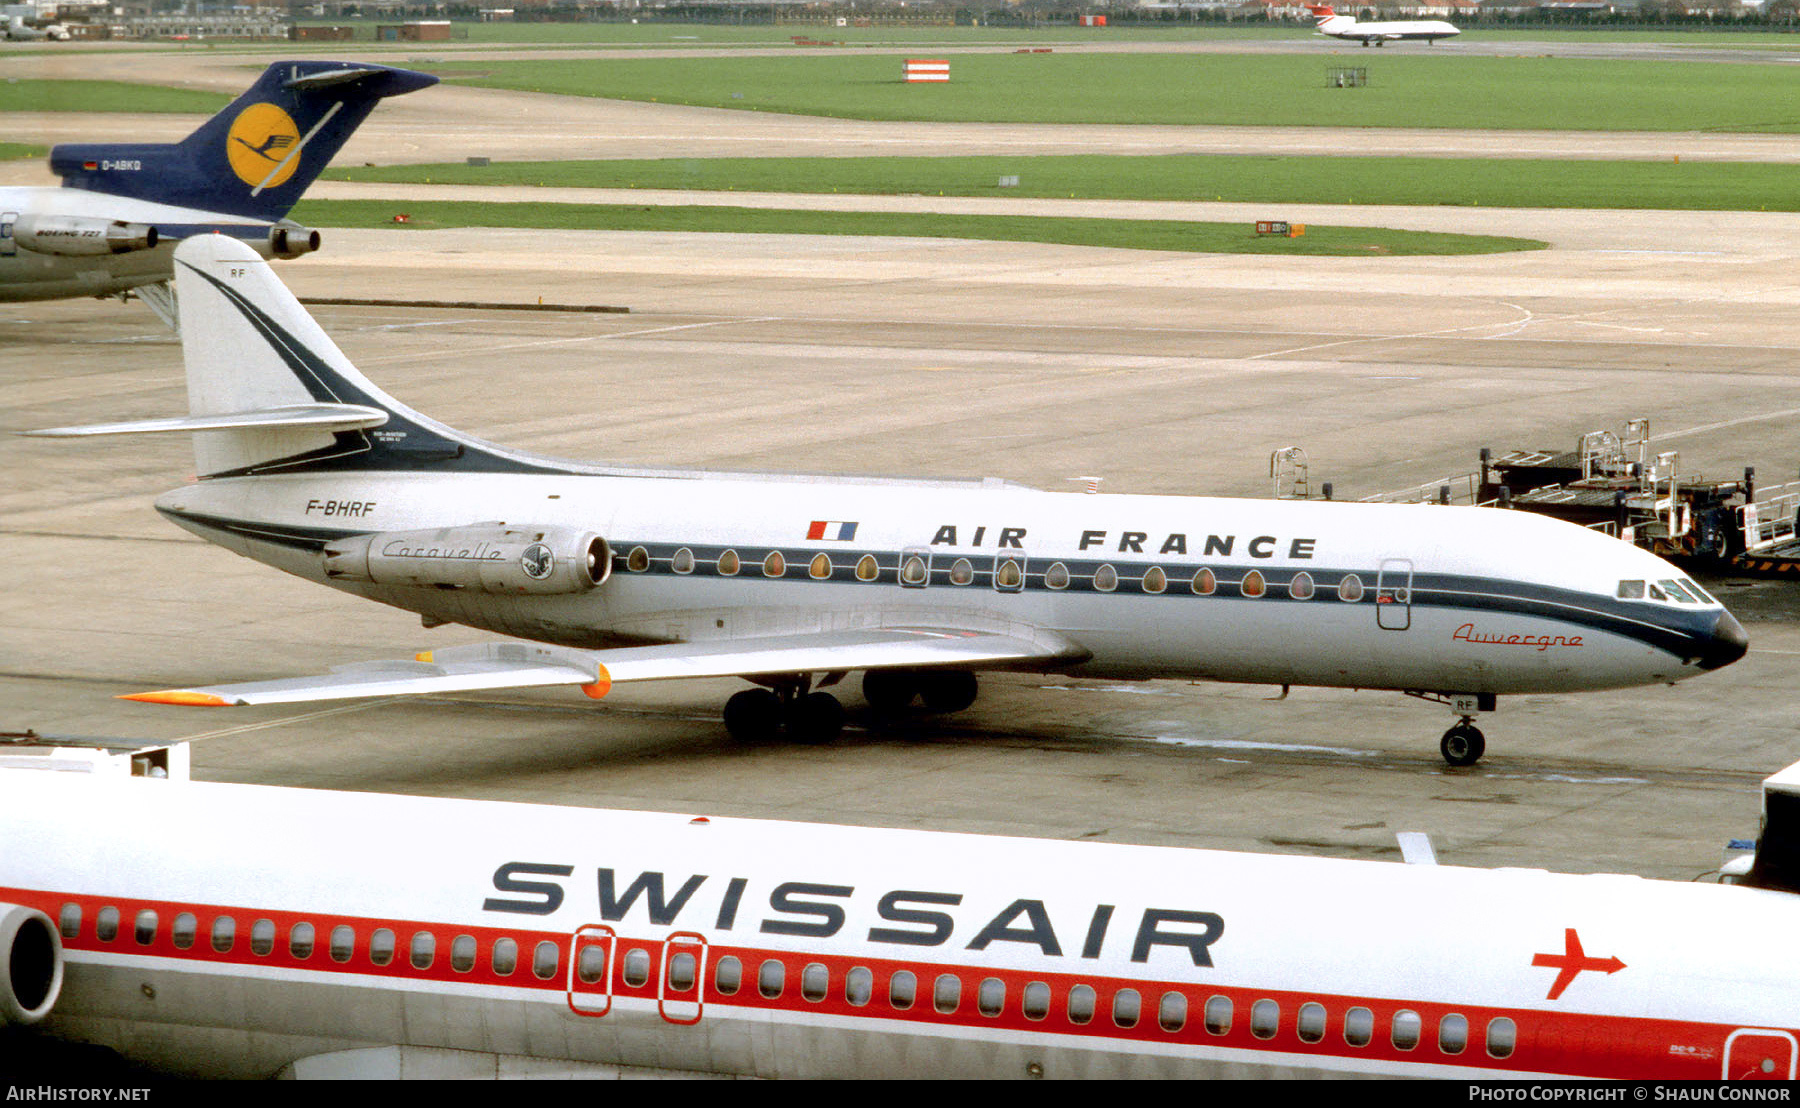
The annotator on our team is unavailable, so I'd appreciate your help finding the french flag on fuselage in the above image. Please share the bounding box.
[808,520,859,542]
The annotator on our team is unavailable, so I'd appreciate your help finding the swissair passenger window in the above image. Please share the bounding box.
[1297,1001,1326,1043]
[1344,1006,1374,1047]
[58,904,79,939]
[1486,1017,1517,1059]
[624,947,650,987]
[1250,999,1279,1040]
[1392,1009,1422,1051]
[330,926,355,964]
[758,959,785,999]
[450,935,476,973]
[172,913,196,950]
[211,916,236,954]
[889,970,917,1010]
[532,940,558,980]
[1067,984,1096,1025]
[978,978,1004,1018]
[1439,1013,1469,1055]
[933,974,962,1014]
[846,967,873,1007]
[1023,982,1050,1021]
[1112,989,1141,1029]
[1204,995,1232,1035]
[409,931,434,970]
[491,938,517,976]
[251,919,275,956]
[290,922,315,960]
[134,910,157,946]
[802,963,829,1002]
[1159,992,1187,1033]
[96,907,118,943]
[369,928,395,966]
[714,955,742,995]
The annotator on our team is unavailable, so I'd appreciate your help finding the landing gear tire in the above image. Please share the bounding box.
[862,670,918,715]
[919,671,979,714]
[787,691,845,744]
[723,688,782,743]
[1440,724,1486,767]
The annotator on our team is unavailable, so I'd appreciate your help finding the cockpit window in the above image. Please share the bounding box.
[1659,580,1699,604]
[1648,583,1669,601]
[1681,578,1718,605]
[1617,580,1645,600]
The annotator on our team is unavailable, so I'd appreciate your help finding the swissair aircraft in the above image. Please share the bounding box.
[4,759,1800,1079]
[0,60,433,321]
[1305,5,1461,46]
[25,237,1747,766]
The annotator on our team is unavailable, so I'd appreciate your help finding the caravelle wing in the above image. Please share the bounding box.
[121,625,1090,707]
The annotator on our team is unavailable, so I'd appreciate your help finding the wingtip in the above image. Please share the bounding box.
[118,690,234,707]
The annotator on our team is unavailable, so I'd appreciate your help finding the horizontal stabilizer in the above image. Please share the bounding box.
[22,404,389,439]
[120,626,1088,707]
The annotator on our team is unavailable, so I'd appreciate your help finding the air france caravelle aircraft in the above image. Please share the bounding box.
[1305,5,1461,46]
[4,757,1800,1079]
[0,60,434,321]
[25,237,1747,766]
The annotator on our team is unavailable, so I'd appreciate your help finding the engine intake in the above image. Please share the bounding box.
[12,214,157,256]
[323,525,611,596]
[0,904,63,1026]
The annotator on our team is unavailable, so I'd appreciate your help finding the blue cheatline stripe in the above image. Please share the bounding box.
[156,507,1716,661]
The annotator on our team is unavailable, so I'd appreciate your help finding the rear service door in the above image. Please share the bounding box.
[1725,1029,1798,1080]
[566,924,615,1017]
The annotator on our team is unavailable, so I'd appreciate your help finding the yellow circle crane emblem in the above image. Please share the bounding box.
[225,103,302,189]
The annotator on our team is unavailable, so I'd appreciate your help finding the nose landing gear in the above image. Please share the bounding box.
[1440,720,1486,767]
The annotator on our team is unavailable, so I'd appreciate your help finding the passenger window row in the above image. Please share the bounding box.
[57,900,1517,1062]
[702,955,1516,1059]
[625,544,1350,601]
[57,902,563,980]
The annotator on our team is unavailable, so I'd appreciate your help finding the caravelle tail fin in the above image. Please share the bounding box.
[27,236,557,480]
[49,61,436,222]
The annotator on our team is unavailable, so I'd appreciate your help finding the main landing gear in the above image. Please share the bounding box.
[719,669,983,744]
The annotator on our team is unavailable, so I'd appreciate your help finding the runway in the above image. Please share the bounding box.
[4,44,1800,894]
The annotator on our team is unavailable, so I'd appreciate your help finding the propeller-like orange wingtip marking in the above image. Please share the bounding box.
[581,664,613,700]
[118,690,232,707]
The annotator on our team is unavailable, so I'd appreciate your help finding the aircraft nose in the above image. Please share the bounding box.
[1698,609,1749,671]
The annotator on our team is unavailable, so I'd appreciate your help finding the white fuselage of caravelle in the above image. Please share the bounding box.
[0,186,278,302]
[155,466,1730,697]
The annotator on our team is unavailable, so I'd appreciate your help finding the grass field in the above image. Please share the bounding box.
[289,18,1800,49]
[328,154,1800,212]
[437,53,1800,131]
[288,198,1545,256]
[0,80,230,114]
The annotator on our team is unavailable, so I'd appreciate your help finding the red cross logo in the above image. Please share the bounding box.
[1532,928,1626,1000]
